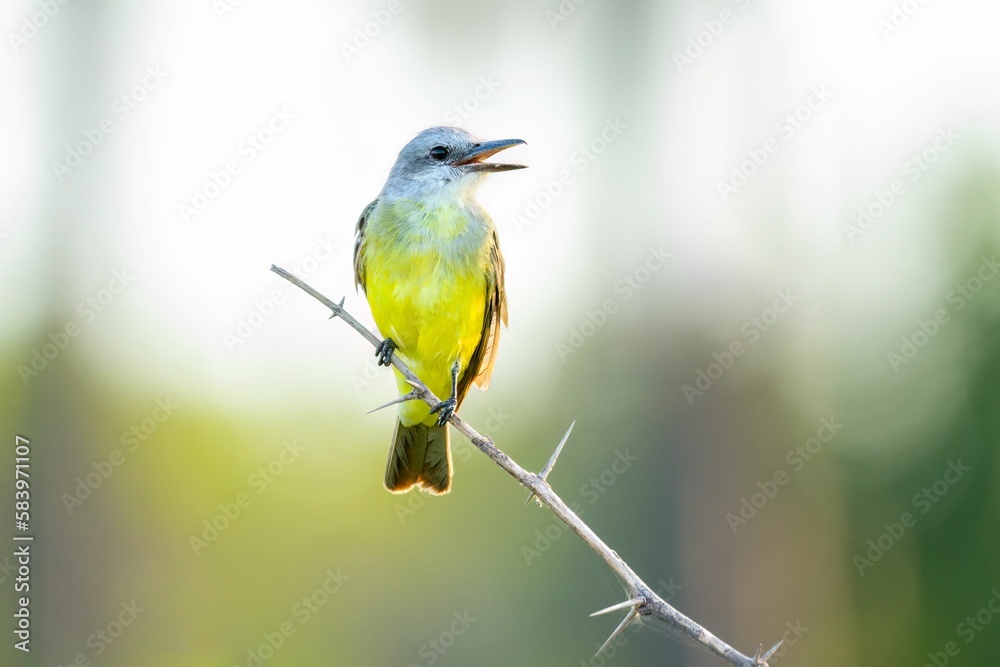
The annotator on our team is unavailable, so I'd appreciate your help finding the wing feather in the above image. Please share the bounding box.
[353,199,378,292]
[458,230,507,403]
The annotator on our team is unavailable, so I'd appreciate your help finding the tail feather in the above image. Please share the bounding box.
[384,421,452,494]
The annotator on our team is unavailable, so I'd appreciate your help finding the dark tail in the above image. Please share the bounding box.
[384,421,452,494]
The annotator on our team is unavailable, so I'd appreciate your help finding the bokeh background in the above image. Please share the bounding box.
[3,0,999,665]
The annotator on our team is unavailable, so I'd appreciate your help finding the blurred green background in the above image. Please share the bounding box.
[3,0,1000,665]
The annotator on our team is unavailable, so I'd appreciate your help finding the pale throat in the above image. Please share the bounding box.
[383,180,488,248]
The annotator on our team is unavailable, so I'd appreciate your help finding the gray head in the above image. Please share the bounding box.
[380,126,526,200]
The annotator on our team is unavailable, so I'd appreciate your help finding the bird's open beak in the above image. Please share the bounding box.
[455,138,527,172]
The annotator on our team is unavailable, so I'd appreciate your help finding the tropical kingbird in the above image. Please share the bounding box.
[353,127,526,494]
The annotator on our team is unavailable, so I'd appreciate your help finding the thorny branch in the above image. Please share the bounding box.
[270,264,783,667]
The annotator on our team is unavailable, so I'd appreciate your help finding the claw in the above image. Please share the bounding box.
[429,397,457,427]
[375,338,396,366]
[428,360,461,427]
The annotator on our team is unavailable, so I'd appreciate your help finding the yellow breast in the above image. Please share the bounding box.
[362,200,491,425]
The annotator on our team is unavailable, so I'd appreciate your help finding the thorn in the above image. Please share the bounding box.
[594,607,638,657]
[401,380,429,401]
[539,421,574,481]
[328,297,346,319]
[367,391,419,414]
[526,421,576,505]
[757,640,783,665]
[589,597,644,617]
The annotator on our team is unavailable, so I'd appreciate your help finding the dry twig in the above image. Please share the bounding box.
[270,264,782,667]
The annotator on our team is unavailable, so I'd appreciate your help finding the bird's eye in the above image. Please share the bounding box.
[429,145,449,161]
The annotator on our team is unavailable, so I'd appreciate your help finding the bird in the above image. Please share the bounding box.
[353,126,526,495]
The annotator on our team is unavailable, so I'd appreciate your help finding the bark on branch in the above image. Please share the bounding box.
[270,264,782,667]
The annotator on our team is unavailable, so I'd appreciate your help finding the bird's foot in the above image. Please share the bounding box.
[429,397,458,427]
[375,338,396,366]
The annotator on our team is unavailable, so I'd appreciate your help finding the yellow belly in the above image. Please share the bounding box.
[364,215,488,426]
